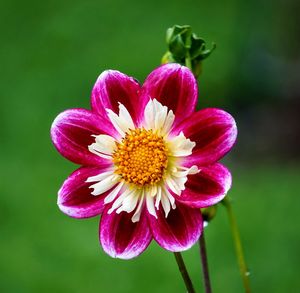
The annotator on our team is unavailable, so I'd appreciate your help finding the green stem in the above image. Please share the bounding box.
[222,197,251,293]
[174,252,196,293]
[199,231,212,293]
[185,52,192,71]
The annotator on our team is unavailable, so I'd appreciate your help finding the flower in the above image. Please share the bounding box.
[51,63,237,259]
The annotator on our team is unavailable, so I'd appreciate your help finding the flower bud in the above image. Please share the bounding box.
[166,25,192,61]
[163,24,216,78]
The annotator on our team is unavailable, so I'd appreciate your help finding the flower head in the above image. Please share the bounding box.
[51,64,237,259]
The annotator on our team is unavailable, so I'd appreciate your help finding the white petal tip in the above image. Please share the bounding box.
[131,215,139,223]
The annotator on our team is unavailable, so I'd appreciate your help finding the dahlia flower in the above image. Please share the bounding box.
[51,63,237,259]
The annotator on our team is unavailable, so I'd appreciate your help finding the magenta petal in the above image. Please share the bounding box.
[177,163,232,208]
[58,167,112,218]
[148,203,202,252]
[140,64,198,127]
[51,108,117,166]
[91,70,145,124]
[178,108,237,165]
[99,206,152,259]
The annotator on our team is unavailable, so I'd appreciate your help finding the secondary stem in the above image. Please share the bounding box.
[199,231,212,293]
[222,197,251,293]
[173,252,196,293]
[187,53,212,293]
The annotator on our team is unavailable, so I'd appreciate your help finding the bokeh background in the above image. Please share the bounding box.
[1,0,299,292]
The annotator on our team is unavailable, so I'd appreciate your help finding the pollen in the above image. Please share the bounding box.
[113,128,168,186]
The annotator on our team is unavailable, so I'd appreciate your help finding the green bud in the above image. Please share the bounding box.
[166,25,192,61]
[190,34,216,61]
[163,24,216,78]
[190,33,206,59]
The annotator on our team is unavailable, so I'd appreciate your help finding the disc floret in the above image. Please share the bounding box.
[113,128,168,186]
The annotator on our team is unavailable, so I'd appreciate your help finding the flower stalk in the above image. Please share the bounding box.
[174,252,196,293]
[161,24,245,293]
[183,38,212,293]
[185,52,192,71]
[199,231,212,293]
[222,197,251,293]
[182,35,212,293]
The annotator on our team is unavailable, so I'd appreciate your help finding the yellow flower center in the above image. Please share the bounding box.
[113,128,168,186]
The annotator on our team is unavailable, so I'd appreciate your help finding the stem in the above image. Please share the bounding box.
[199,231,212,293]
[222,197,251,293]
[174,252,196,293]
[185,52,192,71]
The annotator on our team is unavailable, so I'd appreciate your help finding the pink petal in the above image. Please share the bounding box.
[91,70,146,124]
[176,163,232,208]
[177,108,237,166]
[58,166,113,218]
[148,203,202,252]
[140,64,198,127]
[99,206,152,259]
[51,108,117,166]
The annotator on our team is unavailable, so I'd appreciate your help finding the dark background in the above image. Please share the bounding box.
[1,0,299,292]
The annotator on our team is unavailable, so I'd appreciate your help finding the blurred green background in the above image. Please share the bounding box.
[1,0,299,292]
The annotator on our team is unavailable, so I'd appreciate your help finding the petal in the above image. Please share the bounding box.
[177,108,237,165]
[140,64,198,127]
[167,132,196,157]
[104,181,124,204]
[146,194,157,218]
[108,187,142,215]
[165,176,182,195]
[106,103,135,137]
[143,99,175,136]
[108,187,137,214]
[176,163,232,208]
[131,189,145,223]
[100,206,152,259]
[51,108,117,166]
[88,134,116,159]
[148,203,202,252]
[91,70,146,124]
[89,174,120,196]
[116,191,139,214]
[58,167,113,218]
